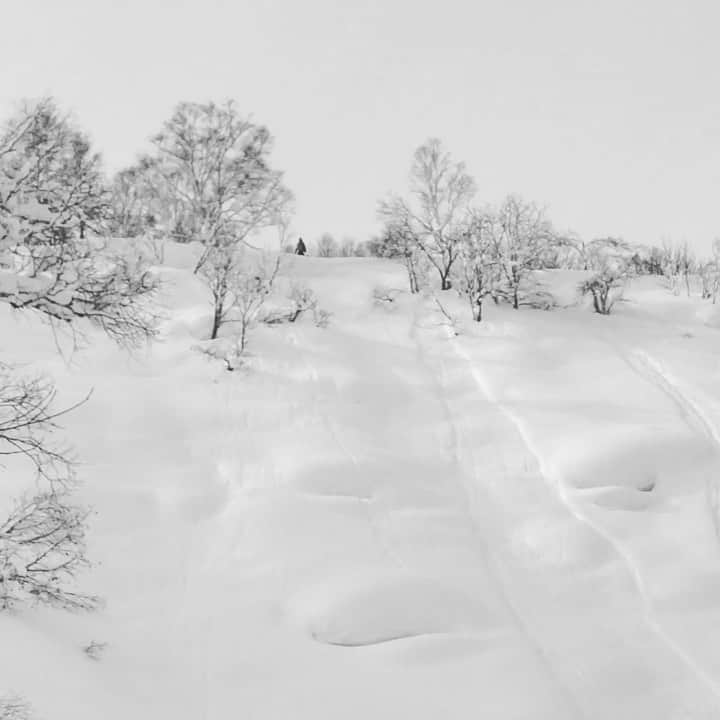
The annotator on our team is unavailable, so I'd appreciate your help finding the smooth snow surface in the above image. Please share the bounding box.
[4,248,720,718]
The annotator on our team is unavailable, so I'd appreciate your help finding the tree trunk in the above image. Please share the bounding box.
[599,285,610,314]
[406,257,419,294]
[473,296,483,322]
[210,303,222,339]
[440,268,452,291]
[240,320,248,352]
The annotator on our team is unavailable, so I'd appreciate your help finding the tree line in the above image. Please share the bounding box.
[374,138,720,319]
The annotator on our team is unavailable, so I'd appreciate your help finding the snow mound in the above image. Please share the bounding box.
[289,572,490,646]
[580,485,657,512]
[549,426,713,497]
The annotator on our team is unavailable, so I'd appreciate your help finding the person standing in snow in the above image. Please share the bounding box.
[295,237,307,256]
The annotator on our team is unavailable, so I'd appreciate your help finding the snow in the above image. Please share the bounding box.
[3,252,720,718]
[288,571,491,646]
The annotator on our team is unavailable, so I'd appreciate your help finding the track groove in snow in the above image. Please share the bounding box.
[620,348,720,545]
[448,332,720,717]
[411,324,585,718]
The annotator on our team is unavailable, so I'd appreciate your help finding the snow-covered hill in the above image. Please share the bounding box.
[4,249,720,719]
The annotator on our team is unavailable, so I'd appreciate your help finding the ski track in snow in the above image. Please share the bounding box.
[618,347,720,545]
[449,331,720,713]
[410,319,585,718]
[281,303,720,715]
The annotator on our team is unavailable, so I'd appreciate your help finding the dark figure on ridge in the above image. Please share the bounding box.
[295,237,307,256]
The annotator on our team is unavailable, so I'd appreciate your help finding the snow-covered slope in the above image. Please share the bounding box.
[3,251,720,719]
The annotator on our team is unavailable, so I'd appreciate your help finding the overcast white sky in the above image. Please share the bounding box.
[1,0,719,249]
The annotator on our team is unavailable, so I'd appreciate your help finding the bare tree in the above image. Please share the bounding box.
[490,195,556,309]
[579,257,631,314]
[272,201,295,252]
[375,219,423,294]
[379,138,476,290]
[699,260,716,300]
[569,236,610,271]
[540,231,579,269]
[564,236,591,270]
[0,364,98,612]
[711,238,720,303]
[285,283,319,322]
[0,365,89,488]
[352,240,371,257]
[581,237,631,272]
[699,238,720,303]
[458,211,498,321]
[0,491,99,611]
[199,246,280,344]
[316,233,339,257]
[0,98,108,244]
[0,99,158,347]
[2,250,158,348]
[677,241,695,297]
[339,237,357,257]
[264,282,328,325]
[660,239,684,294]
[140,101,292,273]
[645,245,665,276]
[107,160,160,238]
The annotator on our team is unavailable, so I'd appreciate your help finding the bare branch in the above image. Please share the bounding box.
[0,490,100,611]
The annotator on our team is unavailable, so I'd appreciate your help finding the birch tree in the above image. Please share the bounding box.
[490,194,556,309]
[579,256,631,314]
[107,159,162,238]
[0,98,157,346]
[199,246,280,343]
[379,138,476,290]
[316,233,338,257]
[458,211,498,321]
[375,218,423,294]
[138,101,292,272]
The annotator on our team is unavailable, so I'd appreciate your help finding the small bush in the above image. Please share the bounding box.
[286,283,318,322]
[83,640,108,661]
[312,308,332,328]
[263,283,330,327]
[579,265,628,315]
